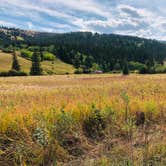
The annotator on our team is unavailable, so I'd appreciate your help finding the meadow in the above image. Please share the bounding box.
[0,74,166,165]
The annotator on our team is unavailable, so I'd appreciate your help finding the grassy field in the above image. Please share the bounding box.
[0,74,166,165]
[0,51,75,74]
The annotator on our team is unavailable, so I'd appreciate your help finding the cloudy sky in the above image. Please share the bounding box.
[0,0,166,40]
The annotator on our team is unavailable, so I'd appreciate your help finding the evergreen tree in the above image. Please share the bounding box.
[12,51,20,71]
[40,51,44,62]
[122,60,129,75]
[30,52,43,75]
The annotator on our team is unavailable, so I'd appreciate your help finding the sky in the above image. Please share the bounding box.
[0,0,166,40]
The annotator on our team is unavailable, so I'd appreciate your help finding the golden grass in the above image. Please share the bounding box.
[0,51,75,74]
[0,74,165,113]
[0,74,165,165]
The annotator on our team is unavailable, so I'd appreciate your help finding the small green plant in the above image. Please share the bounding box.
[83,109,106,139]
[121,91,130,123]
[33,127,49,147]
[55,109,76,145]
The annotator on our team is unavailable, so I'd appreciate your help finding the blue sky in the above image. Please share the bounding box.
[0,0,166,40]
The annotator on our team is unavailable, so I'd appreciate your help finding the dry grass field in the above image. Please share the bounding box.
[0,74,166,165]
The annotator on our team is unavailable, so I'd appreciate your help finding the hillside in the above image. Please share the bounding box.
[0,50,75,74]
[1,27,166,73]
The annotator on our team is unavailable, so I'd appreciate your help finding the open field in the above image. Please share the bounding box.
[0,51,75,74]
[0,74,166,165]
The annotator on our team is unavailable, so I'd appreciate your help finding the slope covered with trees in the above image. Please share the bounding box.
[1,27,166,73]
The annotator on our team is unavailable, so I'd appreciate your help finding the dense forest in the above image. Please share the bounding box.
[1,26,166,73]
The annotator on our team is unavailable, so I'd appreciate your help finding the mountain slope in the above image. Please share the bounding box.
[1,27,166,72]
[0,51,75,74]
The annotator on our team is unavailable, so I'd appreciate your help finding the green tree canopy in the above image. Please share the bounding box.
[12,51,21,71]
[122,60,130,75]
[30,52,43,75]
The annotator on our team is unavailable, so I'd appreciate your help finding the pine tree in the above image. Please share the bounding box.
[12,51,20,71]
[40,51,44,62]
[122,60,129,75]
[30,52,43,75]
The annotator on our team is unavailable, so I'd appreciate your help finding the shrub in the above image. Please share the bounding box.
[33,127,49,147]
[56,111,75,140]
[138,64,166,74]
[129,61,146,71]
[83,68,91,74]
[74,68,83,74]
[20,49,33,59]
[114,63,121,70]
[111,70,121,74]
[42,52,56,61]
[139,66,155,74]
[28,46,40,52]
[1,47,13,53]
[83,109,106,139]
[55,110,84,156]
[139,66,148,74]
[154,64,166,73]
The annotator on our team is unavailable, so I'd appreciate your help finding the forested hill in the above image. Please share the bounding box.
[1,27,166,72]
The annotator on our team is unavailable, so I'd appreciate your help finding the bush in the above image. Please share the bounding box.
[154,64,166,73]
[1,47,13,53]
[33,127,49,147]
[20,49,33,59]
[111,70,121,74]
[74,68,83,74]
[139,63,166,74]
[56,111,75,141]
[129,61,146,71]
[0,70,28,77]
[139,66,148,74]
[83,109,106,139]
[139,66,156,74]
[43,52,55,61]
[28,46,40,52]
[55,110,84,156]
[114,63,121,70]
[83,68,91,74]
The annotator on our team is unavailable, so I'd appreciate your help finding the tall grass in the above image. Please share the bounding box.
[0,74,165,165]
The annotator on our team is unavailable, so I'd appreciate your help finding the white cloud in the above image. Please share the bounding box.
[1,0,166,40]
[40,0,111,18]
[27,22,33,29]
[0,20,17,27]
